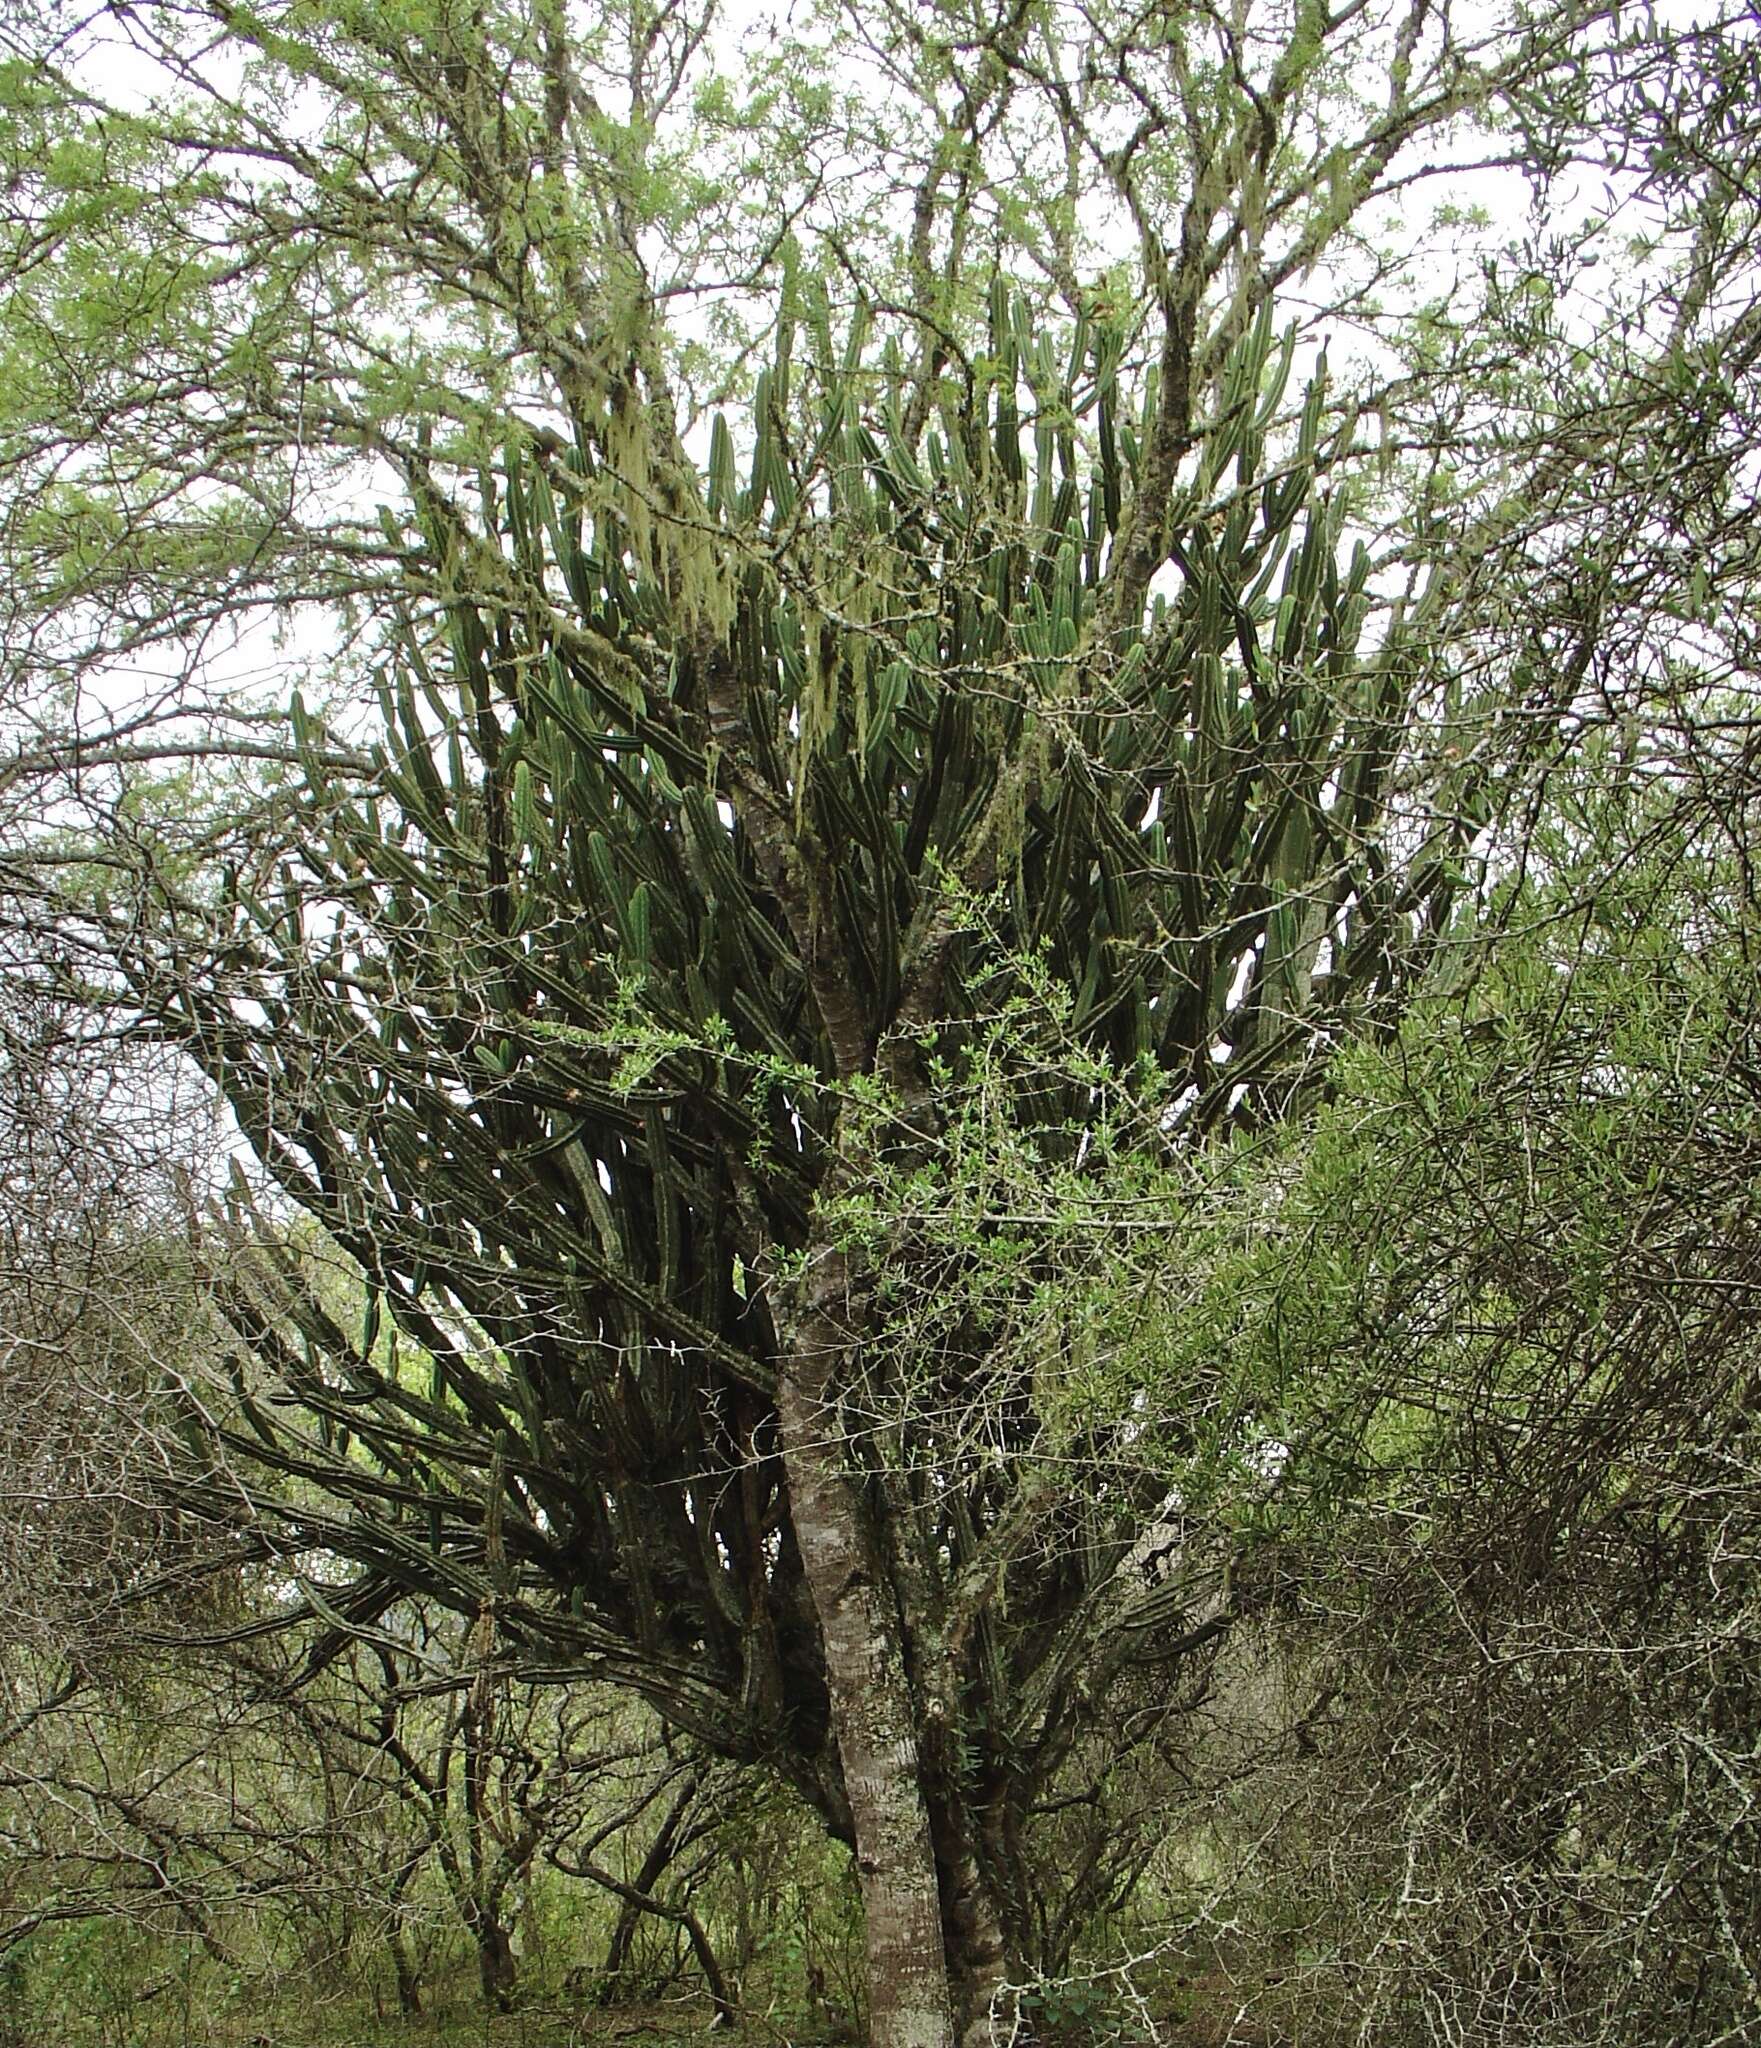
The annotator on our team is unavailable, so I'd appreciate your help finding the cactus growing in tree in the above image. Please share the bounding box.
[7,2,1754,2040]
[164,292,1475,2048]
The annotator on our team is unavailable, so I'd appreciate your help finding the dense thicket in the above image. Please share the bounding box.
[1134,765,1761,2045]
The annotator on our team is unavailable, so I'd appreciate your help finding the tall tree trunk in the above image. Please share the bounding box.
[778,1324,954,2048]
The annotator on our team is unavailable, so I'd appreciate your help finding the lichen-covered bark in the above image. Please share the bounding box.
[778,1253,954,2048]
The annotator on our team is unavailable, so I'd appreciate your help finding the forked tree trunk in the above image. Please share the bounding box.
[778,1342,955,2048]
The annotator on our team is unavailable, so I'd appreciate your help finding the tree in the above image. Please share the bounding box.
[0,939,248,1691]
[1151,753,1761,2045]
[4,3,1758,2044]
[171,298,1427,2048]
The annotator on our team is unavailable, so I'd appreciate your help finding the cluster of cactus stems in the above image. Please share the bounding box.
[173,287,1473,1900]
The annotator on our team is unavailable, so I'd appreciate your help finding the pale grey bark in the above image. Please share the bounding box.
[778,1248,955,2048]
